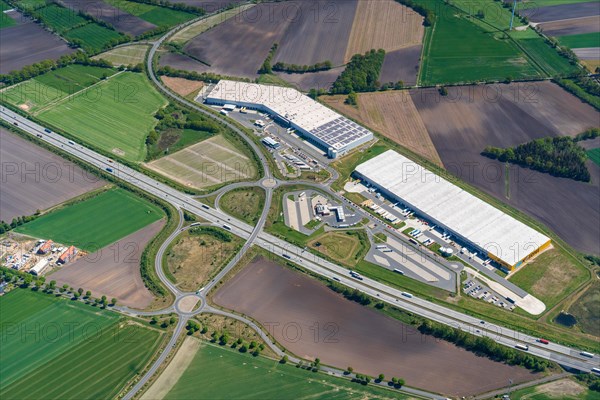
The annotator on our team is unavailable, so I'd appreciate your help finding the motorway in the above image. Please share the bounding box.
[3,104,599,381]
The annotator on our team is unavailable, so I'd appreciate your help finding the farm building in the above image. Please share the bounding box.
[354,150,551,270]
[37,240,53,255]
[30,259,49,276]
[203,80,374,158]
[58,246,77,264]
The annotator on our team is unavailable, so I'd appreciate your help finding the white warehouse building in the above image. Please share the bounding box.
[354,150,551,270]
[203,80,374,158]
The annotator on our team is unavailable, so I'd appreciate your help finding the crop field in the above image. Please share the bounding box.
[161,76,204,97]
[146,135,257,190]
[510,29,579,76]
[588,148,600,167]
[165,227,243,291]
[220,187,266,225]
[379,45,422,86]
[213,257,538,397]
[60,0,157,37]
[519,1,599,22]
[321,92,442,165]
[272,0,358,67]
[104,0,196,27]
[49,220,164,309]
[183,2,290,78]
[0,0,16,29]
[93,44,149,66]
[35,4,88,33]
[507,377,597,400]
[344,0,424,63]
[559,32,600,49]
[14,188,164,251]
[171,0,244,12]
[63,23,124,53]
[539,16,599,36]
[37,72,167,161]
[165,342,412,400]
[0,289,163,400]
[0,128,105,222]
[1,64,116,113]
[14,0,45,11]
[0,16,75,74]
[170,4,255,44]
[411,82,600,255]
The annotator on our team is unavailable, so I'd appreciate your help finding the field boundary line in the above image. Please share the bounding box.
[32,69,127,116]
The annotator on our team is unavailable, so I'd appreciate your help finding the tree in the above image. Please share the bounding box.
[438,86,448,96]
[61,284,69,292]
[280,355,288,364]
[77,288,83,296]
[22,274,33,288]
[378,373,385,382]
[85,290,91,298]
[397,378,405,387]
[345,91,358,106]
[111,298,117,306]
[347,366,353,374]
[239,344,248,353]
[169,316,176,325]
[151,316,158,325]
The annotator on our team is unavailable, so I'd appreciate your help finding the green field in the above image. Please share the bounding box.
[568,282,600,336]
[560,32,600,49]
[416,0,577,84]
[14,0,45,11]
[1,65,117,113]
[38,72,167,161]
[0,0,16,29]
[63,23,124,53]
[14,188,163,251]
[0,289,163,400]
[220,187,266,225]
[166,343,409,400]
[104,0,196,27]
[36,4,88,33]
[588,148,600,167]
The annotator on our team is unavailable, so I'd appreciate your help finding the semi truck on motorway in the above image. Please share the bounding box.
[515,344,529,351]
[581,351,595,358]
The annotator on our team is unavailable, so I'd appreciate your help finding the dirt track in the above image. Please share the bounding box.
[213,257,539,397]
[0,14,74,74]
[0,128,105,222]
[411,82,600,255]
[344,0,423,63]
[49,220,164,309]
[321,92,442,166]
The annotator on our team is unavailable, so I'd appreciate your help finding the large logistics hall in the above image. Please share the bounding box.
[203,80,374,158]
[354,150,551,270]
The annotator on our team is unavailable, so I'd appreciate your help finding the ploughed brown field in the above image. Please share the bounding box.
[321,92,442,166]
[49,220,164,309]
[410,82,600,255]
[60,0,157,37]
[519,1,599,22]
[0,13,74,74]
[379,45,422,86]
[213,257,539,397]
[274,66,345,92]
[0,128,105,222]
[539,16,600,36]
[158,52,210,73]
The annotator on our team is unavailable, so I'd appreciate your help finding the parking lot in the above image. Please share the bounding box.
[463,277,516,312]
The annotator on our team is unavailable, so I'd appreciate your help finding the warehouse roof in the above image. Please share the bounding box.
[206,80,373,150]
[355,150,550,267]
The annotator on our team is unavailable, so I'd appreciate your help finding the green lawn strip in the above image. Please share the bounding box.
[63,23,124,53]
[220,187,266,226]
[0,0,15,29]
[0,290,119,390]
[14,0,45,11]
[165,342,410,400]
[587,148,600,167]
[559,32,600,49]
[14,188,163,251]
[38,72,167,162]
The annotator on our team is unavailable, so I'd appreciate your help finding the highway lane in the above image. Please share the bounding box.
[3,107,598,375]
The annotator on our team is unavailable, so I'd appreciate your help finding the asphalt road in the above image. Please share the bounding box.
[3,107,598,377]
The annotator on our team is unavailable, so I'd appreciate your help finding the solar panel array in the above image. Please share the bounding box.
[311,117,373,150]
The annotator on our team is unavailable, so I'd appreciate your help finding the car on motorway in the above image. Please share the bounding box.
[538,339,549,345]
